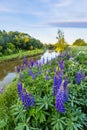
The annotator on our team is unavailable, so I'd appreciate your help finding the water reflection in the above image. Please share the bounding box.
[0,50,59,88]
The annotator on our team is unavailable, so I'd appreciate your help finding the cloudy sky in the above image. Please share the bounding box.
[0,0,87,44]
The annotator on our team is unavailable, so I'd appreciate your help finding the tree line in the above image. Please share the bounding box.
[0,30,43,56]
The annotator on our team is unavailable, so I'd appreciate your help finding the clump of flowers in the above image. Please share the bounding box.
[17,82,34,109]
[53,70,69,113]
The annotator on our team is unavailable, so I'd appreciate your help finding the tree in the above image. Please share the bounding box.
[73,39,87,46]
[55,29,68,52]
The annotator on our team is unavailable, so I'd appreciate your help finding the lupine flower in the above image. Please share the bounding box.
[59,60,64,70]
[21,90,34,109]
[67,54,70,60]
[31,60,34,67]
[23,57,27,65]
[32,73,36,79]
[53,75,57,95]
[76,71,85,84]
[53,73,62,95]
[55,83,65,113]
[55,76,69,113]
[63,77,69,102]
[57,75,62,89]
[23,64,26,70]
[28,61,31,68]
[17,82,22,98]
[17,66,20,73]
[29,69,33,76]
[17,82,34,109]
[45,74,49,80]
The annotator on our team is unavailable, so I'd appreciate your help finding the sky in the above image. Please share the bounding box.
[0,0,87,44]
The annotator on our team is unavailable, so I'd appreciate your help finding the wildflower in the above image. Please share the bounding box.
[17,82,22,98]
[17,83,35,109]
[17,66,20,73]
[63,77,69,102]
[76,71,85,84]
[28,61,31,68]
[46,74,49,80]
[67,54,70,60]
[53,74,62,95]
[23,57,27,65]
[53,75,57,95]
[29,69,33,76]
[32,73,36,79]
[21,89,34,109]
[59,60,64,70]
[55,83,65,113]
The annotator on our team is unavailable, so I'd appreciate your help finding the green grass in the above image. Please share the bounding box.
[0,49,44,62]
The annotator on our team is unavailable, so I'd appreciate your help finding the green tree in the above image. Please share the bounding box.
[73,38,87,46]
[55,29,68,52]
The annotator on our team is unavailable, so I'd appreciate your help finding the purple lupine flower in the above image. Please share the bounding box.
[29,69,33,76]
[67,54,70,60]
[23,64,26,70]
[57,75,62,89]
[26,94,35,107]
[17,82,22,98]
[76,71,81,84]
[55,86,65,113]
[35,60,39,66]
[45,74,49,80]
[37,71,42,75]
[21,90,34,109]
[64,77,68,88]
[23,57,27,65]
[76,71,85,84]
[53,73,62,95]
[63,77,69,102]
[31,60,34,67]
[32,74,36,79]
[28,61,31,68]
[81,73,85,80]
[53,75,57,95]
[59,60,64,70]
[17,66,20,73]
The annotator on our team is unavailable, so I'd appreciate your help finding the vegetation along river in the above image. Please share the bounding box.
[0,50,59,90]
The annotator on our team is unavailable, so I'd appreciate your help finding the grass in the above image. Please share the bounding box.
[0,49,44,62]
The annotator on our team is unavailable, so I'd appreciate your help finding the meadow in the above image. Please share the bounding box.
[0,46,87,130]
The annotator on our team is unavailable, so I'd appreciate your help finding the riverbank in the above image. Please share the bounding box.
[0,49,44,63]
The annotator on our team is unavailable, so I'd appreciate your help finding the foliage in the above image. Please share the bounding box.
[0,49,44,62]
[0,46,87,129]
[55,29,69,52]
[73,38,87,46]
[0,30,43,56]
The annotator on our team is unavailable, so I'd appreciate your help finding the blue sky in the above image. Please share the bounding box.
[0,0,87,44]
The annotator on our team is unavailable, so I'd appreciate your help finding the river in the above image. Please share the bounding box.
[0,50,59,91]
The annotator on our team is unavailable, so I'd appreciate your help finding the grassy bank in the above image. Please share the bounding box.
[0,49,44,63]
[0,47,87,130]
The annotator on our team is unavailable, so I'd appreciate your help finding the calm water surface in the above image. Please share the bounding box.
[0,51,59,89]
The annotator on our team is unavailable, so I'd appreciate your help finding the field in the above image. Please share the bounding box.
[0,46,87,130]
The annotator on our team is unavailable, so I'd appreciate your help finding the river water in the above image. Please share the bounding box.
[0,50,59,90]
